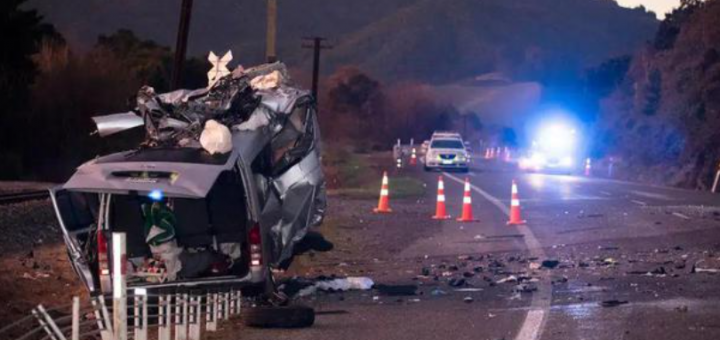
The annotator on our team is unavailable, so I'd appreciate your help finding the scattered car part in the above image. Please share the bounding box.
[241,305,315,328]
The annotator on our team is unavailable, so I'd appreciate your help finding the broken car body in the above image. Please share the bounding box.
[50,62,326,295]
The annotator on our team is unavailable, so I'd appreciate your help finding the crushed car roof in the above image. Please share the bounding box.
[64,62,308,199]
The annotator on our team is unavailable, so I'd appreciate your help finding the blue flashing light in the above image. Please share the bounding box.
[148,189,164,201]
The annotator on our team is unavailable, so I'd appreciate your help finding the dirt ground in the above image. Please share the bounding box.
[0,199,85,338]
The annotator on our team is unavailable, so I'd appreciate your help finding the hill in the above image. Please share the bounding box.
[27,0,658,83]
[323,0,659,83]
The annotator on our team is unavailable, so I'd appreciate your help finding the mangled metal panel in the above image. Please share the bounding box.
[84,61,327,268]
[92,112,145,137]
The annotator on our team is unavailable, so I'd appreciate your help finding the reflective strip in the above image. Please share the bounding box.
[512,185,518,194]
[381,189,389,196]
[464,182,470,191]
[463,196,472,204]
[511,199,520,206]
[438,195,445,202]
[438,182,444,190]
[382,176,389,185]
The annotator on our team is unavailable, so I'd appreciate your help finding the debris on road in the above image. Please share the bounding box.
[600,300,629,307]
[496,275,518,284]
[513,283,537,293]
[296,276,374,297]
[374,284,418,296]
[541,259,560,269]
[431,288,448,296]
[448,278,467,287]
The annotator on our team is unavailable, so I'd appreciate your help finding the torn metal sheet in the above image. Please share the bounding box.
[92,112,144,137]
[258,86,309,114]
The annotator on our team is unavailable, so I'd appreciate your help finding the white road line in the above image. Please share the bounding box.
[444,173,550,340]
[468,172,477,177]
[631,190,672,200]
[631,200,647,206]
[672,212,691,220]
[600,191,612,196]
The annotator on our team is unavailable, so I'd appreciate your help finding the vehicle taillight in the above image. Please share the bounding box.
[97,230,110,276]
[248,224,262,266]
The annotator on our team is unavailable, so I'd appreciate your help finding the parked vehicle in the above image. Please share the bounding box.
[424,132,470,172]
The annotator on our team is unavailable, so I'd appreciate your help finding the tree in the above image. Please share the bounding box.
[0,0,59,178]
[327,67,386,141]
[653,0,704,50]
[0,0,57,108]
[96,29,174,91]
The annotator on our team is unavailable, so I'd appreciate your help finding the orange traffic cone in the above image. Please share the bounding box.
[410,148,417,166]
[432,176,451,219]
[456,177,479,222]
[484,148,491,159]
[374,171,392,213]
[489,148,495,159]
[507,180,526,225]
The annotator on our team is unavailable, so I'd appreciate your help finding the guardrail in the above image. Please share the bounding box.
[0,289,243,340]
[0,232,244,340]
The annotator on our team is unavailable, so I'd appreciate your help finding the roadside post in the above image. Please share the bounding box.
[112,233,128,340]
[133,289,148,340]
[71,297,80,340]
[713,161,720,193]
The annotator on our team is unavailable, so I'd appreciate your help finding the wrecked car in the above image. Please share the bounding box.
[50,63,327,304]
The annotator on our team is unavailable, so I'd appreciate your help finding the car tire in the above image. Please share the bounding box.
[424,166,430,172]
[241,305,315,328]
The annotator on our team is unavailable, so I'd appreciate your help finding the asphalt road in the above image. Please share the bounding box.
[229,159,720,340]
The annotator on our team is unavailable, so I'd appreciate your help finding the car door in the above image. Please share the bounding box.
[49,188,100,292]
[261,99,327,266]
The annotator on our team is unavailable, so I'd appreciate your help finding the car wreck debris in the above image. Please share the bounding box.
[53,61,327,295]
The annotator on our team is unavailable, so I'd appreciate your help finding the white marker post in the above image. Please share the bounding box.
[175,293,187,340]
[134,289,148,340]
[112,233,128,340]
[223,292,230,320]
[71,297,80,340]
[206,293,217,332]
[158,296,170,340]
[94,296,113,340]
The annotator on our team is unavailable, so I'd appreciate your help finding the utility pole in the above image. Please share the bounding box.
[302,37,332,106]
[171,0,194,90]
[266,0,278,63]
